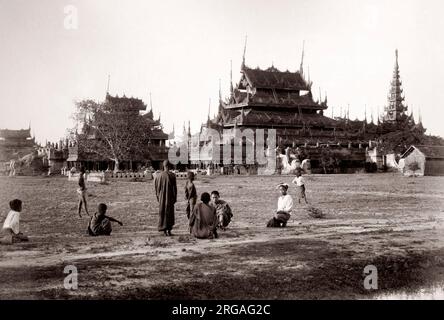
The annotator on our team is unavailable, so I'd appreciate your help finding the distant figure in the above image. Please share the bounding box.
[210,190,233,230]
[267,183,293,228]
[292,170,308,204]
[155,160,177,236]
[88,203,123,236]
[77,167,90,217]
[184,171,197,219]
[189,192,218,239]
[0,199,29,244]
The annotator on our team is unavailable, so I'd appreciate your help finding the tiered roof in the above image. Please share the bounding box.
[241,66,310,91]
[0,128,32,139]
[105,93,147,112]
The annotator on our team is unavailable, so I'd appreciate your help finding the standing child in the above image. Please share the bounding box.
[184,171,197,219]
[292,170,308,204]
[0,199,29,244]
[88,203,123,236]
[77,167,90,217]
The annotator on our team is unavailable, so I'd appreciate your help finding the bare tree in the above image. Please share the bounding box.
[71,99,156,172]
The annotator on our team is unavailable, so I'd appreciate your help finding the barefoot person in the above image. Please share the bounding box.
[0,199,29,244]
[189,192,218,239]
[267,183,293,228]
[154,160,177,236]
[184,171,197,219]
[292,170,308,204]
[87,203,123,236]
[77,167,90,217]
[210,190,233,230]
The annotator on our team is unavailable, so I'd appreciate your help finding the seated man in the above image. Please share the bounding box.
[210,191,233,230]
[267,183,293,228]
[189,192,218,239]
[1,199,29,245]
[88,203,123,236]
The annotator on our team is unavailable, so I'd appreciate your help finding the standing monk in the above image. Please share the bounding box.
[154,160,177,236]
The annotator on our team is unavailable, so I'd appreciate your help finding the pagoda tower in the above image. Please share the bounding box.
[383,49,408,122]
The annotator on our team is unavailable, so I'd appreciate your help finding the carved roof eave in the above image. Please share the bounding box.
[223,102,327,110]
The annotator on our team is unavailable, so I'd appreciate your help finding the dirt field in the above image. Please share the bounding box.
[0,173,443,299]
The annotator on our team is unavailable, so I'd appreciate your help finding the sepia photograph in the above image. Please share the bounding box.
[1,0,444,310]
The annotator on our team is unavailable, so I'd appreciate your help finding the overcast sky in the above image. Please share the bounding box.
[1,0,443,143]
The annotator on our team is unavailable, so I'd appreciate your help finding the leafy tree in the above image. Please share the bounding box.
[70,99,157,172]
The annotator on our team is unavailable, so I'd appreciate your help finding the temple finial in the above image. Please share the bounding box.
[149,92,153,112]
[242,35,248,68]
[307,65,311,86]
[300,40,305,75]
[219,79,222,103]
[230,60,233,94]
[395,49,398,67]
[208,98,211,121]
[418,106,422,124]
[188,120,191,137]
[106,74,110,94]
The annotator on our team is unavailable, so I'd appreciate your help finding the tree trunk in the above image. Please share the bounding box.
[114,159,120,173]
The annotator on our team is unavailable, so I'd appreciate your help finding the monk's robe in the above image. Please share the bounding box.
[155,171,177,231]
[213,200,233,228]
[189,203,218,239]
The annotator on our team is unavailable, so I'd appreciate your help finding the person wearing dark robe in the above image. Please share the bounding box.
[189,192,218,239]
[210,190,233,230]
[155,160,177,236]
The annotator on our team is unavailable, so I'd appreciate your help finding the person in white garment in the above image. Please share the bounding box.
[292,170,308,204]
[0,199,29,244]
[267,183,293,228]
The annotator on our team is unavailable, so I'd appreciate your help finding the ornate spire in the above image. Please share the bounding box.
[188,120,191,137]
[384,49,407,122]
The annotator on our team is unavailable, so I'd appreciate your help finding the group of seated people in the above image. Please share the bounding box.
[1,174,301,245]
[189,190,233,239]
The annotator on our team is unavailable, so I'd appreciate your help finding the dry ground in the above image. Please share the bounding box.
[0,173,444,299]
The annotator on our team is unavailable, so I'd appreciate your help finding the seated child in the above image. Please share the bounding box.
[266,183,293,228]
[210,190,233,230]
[88,203,123,236]
[0,199,29,245]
